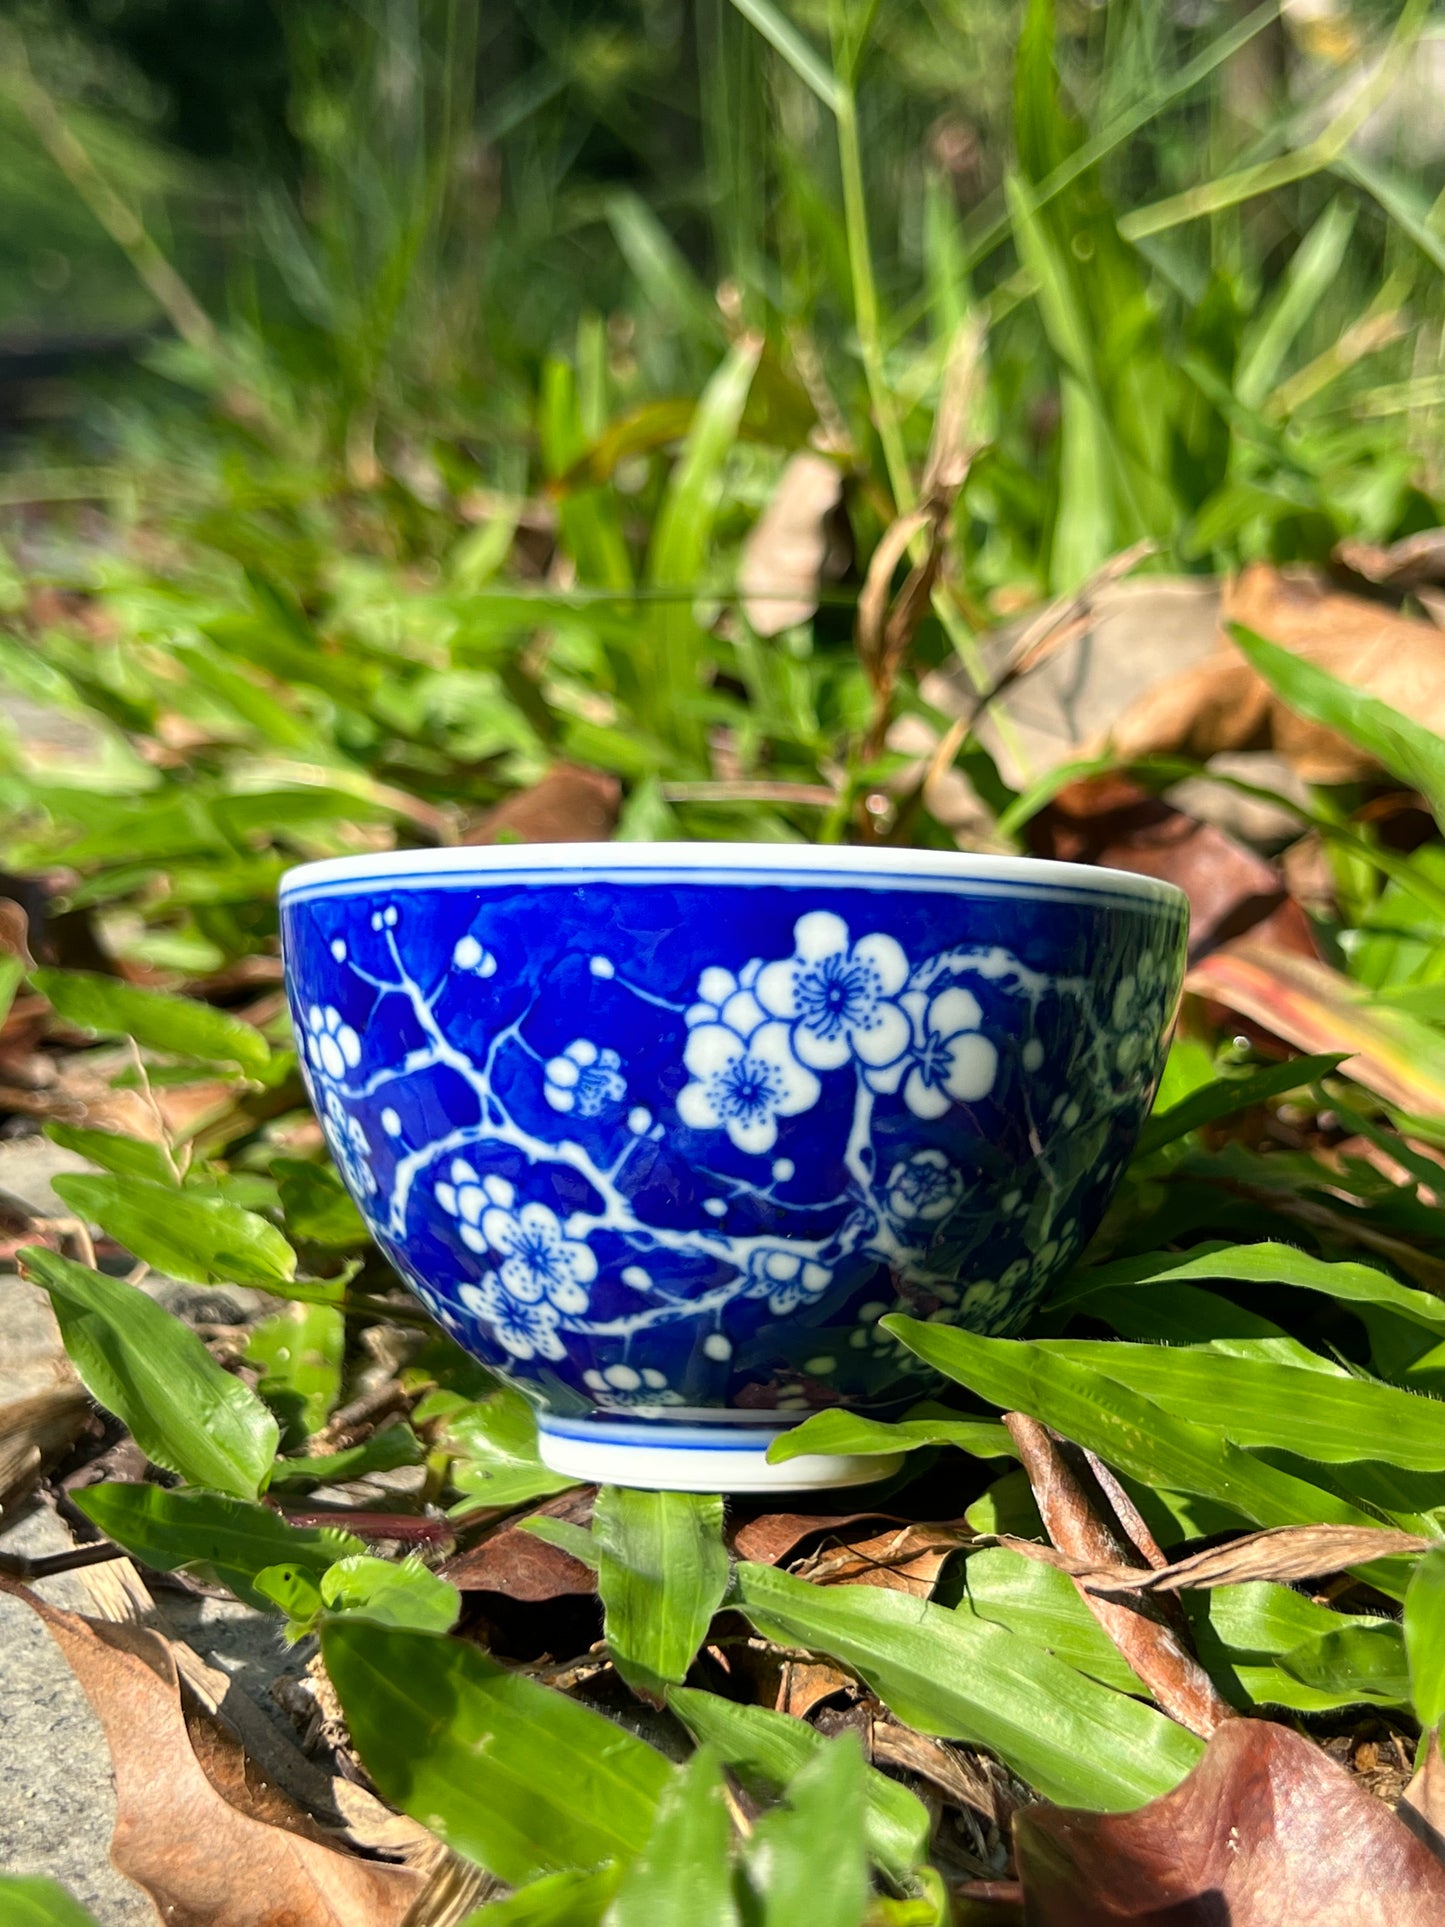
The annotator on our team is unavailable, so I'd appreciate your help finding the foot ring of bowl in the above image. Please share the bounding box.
[536,1419,905,1493]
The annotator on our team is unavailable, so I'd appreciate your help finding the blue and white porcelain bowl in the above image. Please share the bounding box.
[279,846,1187,1491]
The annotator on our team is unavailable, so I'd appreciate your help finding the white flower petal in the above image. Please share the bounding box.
[727,1112,778,1155]
[318,1034,345,1080]
[928,986,984,1039]
[904,1067,951,1120]
[499,1253,546,1303]
[684,1022,746,1079]
[754,957,799,1019]
[546,1055,579,1088]
[739,958,762,988]
[457,1184,486,1225]
[544,1085,575,1113]
[801,1261,830,1292]
[481,1206,520,1254]
[850,998,911,1068]
[483,1174,514,1208]
[460,1222,488,1252]
[943,1033,999,1103]
[853,931,909,996]
[719,989,766,1038]
[566,1240,598,1285]
[684,1002,717,1028]
[793,1023,851,1071]
[566,1038,598,1066]
[749,1022,821,1115]
[434,1183,457,1215]
[864,1057,909,1095]
[698,967,736,1005]
[547,1277,589,1315]
[677,1079,723,1130]
[792,909,849,963]
[339,1025,362,1068]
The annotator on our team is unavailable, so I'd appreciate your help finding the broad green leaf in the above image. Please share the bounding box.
[1031,1338,1445,1471]
[733,1563,1203,1811]
[884,1319,1394,1571]
[1058,1241,1445,1336]
[268,1425,425,1488]
[668,1689,929,1884]
[23,1249,279,1499]
[424,1386,575,1513]
[0,1875,103,1927]
[522,1514,600,1568]
[464,1867,621,1927]
[1233,624,1445,828]
[246,1301,344,1441]
[594,1488,730,1699]
[745,1735,868,1927]
[959,1546,1403,1714]
[605,1748,738,1927]
[1275,1624,1410,1708]
[1406,1546,1445,1725]
[767,1407,1014,1465]
[44,1122,177,1186]
[273,1156,369,1247]
[74,1483,359,1609]
[322,1619,674,1882]
[321,1553,461,1633]
[32,967,269,1070]
[1136,1053,1347,1157]
[52,1173,296,1288]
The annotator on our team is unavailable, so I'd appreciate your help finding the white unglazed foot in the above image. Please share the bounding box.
[536,1417,905,1493]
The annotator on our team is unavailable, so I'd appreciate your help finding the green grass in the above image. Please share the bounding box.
[4,0,1445,1915]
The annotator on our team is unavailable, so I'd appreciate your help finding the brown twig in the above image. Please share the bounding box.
[1003,1413,1235,1739]
[0,1540,133,1582]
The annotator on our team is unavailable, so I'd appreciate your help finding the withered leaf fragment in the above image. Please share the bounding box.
[1013,1718,1445,1925]
[2,1576,423,1927]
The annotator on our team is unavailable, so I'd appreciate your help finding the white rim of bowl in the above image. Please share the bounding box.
[279,841,1187,909]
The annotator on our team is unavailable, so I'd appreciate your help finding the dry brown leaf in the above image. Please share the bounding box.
[775,1657,855,1719]
[1,1575,425,1927]
[998,1522,1429,1595]
[1012,1718,1445,1924]
[462,762,621,845]
[871,1722,1001,1819]
[795,1521,973,1598]
[1336,527,1445,590]
[737,451,845,636]
[1104,564,1445,785]
[441,1489,598,1601]
[727,1509,904,1567]
[1184,941,1445,1117]
[1027,773,1317,963]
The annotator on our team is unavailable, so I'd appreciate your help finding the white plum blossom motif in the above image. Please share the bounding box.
[459,1272,566,1362]
[436,1167,597,1315]
[686,958,767,1038]
[755,912,911,1075]
[322,1089,376,1196]
[677,1019,820,1155]
[544,1038,626,1117]
[583,1363,684,1410]
[885,1147,964,1223]
[305,1005,362,1082]
[868,986,998,1119]
[745,1247,831,1316]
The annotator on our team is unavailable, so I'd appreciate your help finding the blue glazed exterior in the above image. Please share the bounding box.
[280,850,1187,1434]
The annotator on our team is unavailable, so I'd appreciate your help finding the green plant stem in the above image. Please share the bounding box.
[832,68,912,517]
